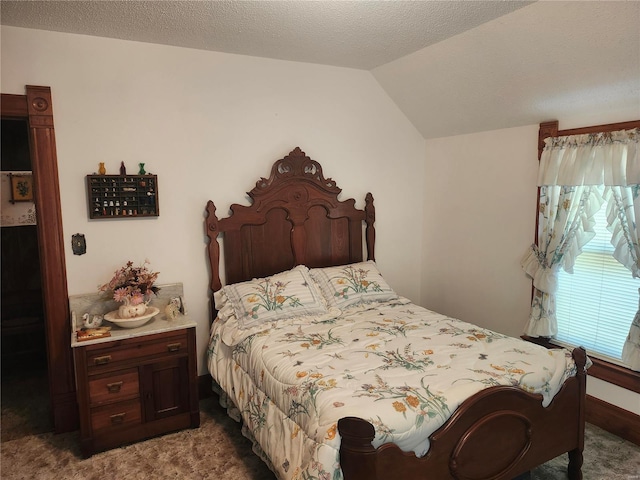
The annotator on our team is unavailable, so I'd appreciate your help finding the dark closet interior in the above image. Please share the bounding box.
[1,118,47,378]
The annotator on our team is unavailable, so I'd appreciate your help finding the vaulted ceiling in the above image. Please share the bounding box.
[2,1,639,139]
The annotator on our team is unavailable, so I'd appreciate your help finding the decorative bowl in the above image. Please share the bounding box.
[104,306,160,329]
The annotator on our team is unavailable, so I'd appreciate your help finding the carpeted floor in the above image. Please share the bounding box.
[1,372,639,480]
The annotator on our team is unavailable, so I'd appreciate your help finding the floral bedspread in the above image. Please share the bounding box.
[207,299,577,480]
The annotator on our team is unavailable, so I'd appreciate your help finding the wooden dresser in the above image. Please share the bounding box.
[72,315,199,456]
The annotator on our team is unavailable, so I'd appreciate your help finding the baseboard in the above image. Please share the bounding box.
[586,394,640,446]
[198,374,213,400]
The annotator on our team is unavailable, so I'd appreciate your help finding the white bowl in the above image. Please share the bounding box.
[104,306,160,329]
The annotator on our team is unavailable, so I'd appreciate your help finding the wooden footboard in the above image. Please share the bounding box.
[339,347,587,480]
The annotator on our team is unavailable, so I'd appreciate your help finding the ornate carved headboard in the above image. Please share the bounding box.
[205,147,376,292]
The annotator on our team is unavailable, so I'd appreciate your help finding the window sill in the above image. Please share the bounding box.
[521,336,640,394]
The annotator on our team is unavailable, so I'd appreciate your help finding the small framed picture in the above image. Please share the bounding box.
[9,173,34,203]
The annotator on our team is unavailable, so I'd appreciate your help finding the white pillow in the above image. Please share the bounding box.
[217,266,330,329]
[309,261,398,311]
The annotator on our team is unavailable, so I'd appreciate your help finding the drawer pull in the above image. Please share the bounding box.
[110,413,126,425]
[94,355,112,365]
[167,342,181,352]
[106,381,123,393]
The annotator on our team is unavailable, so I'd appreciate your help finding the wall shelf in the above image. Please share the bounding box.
[87,175,159,219]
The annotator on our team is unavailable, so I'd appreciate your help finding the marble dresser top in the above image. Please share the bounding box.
[70,282,196,347]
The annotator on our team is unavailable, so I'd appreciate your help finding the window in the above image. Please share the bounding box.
[556,191,640,364]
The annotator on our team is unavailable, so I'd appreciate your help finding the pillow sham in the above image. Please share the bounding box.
[309,260,398,311]
[217,265,330,330]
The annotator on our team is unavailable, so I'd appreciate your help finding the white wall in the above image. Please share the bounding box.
[422,125,539,337]
[423,122,640,415]
[1,26,425,374]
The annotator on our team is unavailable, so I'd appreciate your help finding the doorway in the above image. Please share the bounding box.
[1,87,77,434]
[1,118,47,375]
[1,112,51,441]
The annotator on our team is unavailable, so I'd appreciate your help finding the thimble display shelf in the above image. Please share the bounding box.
[87,175,159,219]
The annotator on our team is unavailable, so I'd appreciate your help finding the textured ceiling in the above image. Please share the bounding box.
[373,1,640,138]
[1,1,639,139]
[0,1,531,69]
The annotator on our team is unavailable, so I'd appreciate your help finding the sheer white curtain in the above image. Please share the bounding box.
[521,184,602,336]
[605,180,640,369]
[522,128,640,369]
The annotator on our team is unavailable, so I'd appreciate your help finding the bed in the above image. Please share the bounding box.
[205,147,587,480]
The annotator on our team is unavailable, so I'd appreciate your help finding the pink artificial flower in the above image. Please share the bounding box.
[130,291,145,306]
[113,287,130,303]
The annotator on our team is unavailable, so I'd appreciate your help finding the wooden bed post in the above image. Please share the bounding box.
[338,417,378,478]
[365,192,375,262]
[205,200,222,292]
[568,346,587,480]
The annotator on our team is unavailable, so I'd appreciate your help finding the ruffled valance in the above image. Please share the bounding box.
[538,128,639,187]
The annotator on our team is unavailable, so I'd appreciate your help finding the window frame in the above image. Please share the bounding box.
[533,119,640,388]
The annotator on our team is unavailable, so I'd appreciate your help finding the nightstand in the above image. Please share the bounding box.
[72,314,199,456]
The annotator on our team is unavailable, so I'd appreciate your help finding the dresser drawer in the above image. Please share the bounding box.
[89,368,139,407]
[86,332,188,371]
[91,399,141,433]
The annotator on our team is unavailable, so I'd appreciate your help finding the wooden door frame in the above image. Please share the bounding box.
[1,86,78,433]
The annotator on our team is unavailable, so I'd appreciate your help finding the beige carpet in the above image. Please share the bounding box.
[2,374,639,479]
[1,394,275,480]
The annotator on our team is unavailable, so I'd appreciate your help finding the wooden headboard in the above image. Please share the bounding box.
[205,147,376,292]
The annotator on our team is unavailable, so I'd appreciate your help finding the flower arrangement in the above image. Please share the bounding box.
[99,260,160,306]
